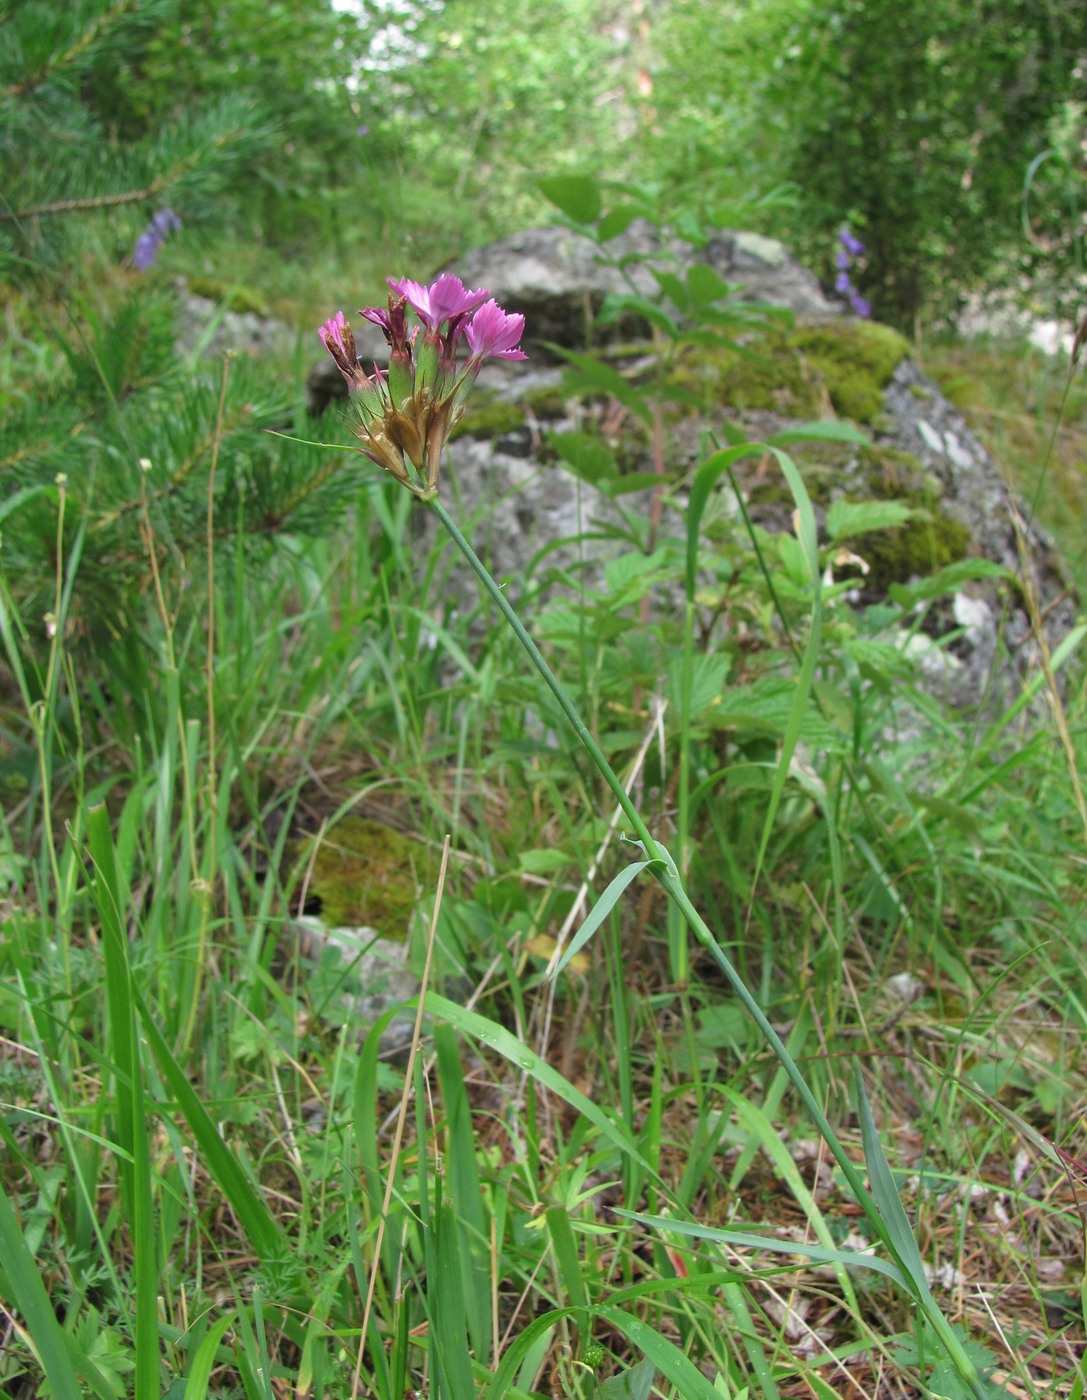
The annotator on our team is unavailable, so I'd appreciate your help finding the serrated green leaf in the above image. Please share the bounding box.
[538,175,602,225]
[685,263,733,307]
[548,430,617,483]
[666,652,730,719]
[825,499,915,540]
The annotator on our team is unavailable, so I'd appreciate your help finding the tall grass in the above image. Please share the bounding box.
[1,325,1086,1400]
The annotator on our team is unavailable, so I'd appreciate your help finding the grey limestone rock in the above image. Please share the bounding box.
[452,221,838,352]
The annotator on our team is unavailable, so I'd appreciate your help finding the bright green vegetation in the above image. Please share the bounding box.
[671,320,911,423]
[2,4,1087,1400]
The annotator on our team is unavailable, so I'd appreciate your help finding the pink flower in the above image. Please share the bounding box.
[387,273,489,331]
[464,299,528,362]
[318,310,352,356]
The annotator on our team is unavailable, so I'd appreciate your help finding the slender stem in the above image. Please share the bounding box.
[430,495,873,1195]
[427,490,985,1398]
[428,496,662,861]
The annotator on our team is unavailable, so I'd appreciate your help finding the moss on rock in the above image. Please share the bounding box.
[294,817,420,938]
[741,436,970,593]
[669,319,910,426]
[670,331,825,418]
[451,399,527,441]
[857,504,971,589]
[186,276,271,318]
[788,322,911,422]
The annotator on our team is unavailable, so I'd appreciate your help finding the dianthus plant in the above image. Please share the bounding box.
[318,274,990,1400]
[318,274,525,500]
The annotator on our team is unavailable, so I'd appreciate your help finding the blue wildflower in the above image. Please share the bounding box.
[834,225,869,318]
[133,208,182,271]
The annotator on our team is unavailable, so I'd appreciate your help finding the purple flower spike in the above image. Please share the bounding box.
[388,273,490,331]
[840,226,865,257]
[834,271,851,295]
[132,207,182,271]
[133,233,158,271]
[850,293,871,319]
[465,299,528,362]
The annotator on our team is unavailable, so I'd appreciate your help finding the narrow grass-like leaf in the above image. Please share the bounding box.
[134,991,285,1260]
[546,1205,590,1345]
[424,994,655,1175]
[614,1210,908,1287]
[0,1184,84,1400]
[551,859,651,978]
[718,1089,859,1311]
[854,1069,989,1399]
[853,1069,927,1280]
[598,1356,656,1400]
[685,444,765,600]
[435,1023,492,1362]
[751,446,823,885]
[483,1310,574,1400]
[766,422,870,446]
[85,804,159,1400]
[433,1198,476,1400]
[184,1313,236,1400]
[596,1305,720,1400]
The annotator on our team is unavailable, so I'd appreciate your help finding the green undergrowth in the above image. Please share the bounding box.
[1,263,1086,1400]
[923,333,1087,595]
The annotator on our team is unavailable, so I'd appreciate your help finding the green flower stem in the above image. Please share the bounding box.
[429,497,662,859]
[430,500,855,1156]
[428,493,985,1399]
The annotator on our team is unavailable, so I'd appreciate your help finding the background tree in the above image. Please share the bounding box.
[647,0,1082,325]
[0,1,274,277]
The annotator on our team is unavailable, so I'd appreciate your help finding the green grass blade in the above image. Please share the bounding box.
[550,859,651,978]
[134,990,286,1260]
[435,1023,492,1362]
[433,1198,476,1400]
[596,1304,721,1400]
[546,1205,590,1347]
[184,1313,236,1400]
[0,1184,84,1400]
[85,803,160,1400]
[423,993,654,1175]
[614,1210,909,1287]
[854,1068,990,1399]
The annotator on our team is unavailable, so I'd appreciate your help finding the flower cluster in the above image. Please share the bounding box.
[133,209,182,272]
[834,227,870,319]
[318,274,526,499]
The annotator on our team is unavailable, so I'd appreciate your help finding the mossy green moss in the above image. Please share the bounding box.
[451,399,527,441]
[669,330,825,418]
[856,503,971,588]
[788,322,911,422]
[670,319,910,425]
[187,276,270,318]
[294,817,420,937]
